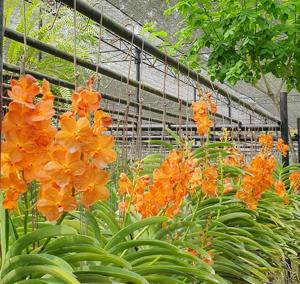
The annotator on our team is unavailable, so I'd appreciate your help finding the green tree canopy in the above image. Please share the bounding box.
[157,0,300,105]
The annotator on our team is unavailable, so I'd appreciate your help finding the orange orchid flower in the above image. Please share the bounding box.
[274,180,286,198]
[0,172,27,209]
[118,173,133,195]
[74,165,109,207]
[43,145,86,188]
[90,135,117,169]
[118,200,128,213]
[201,165,218,196]
[37,186,77,221]
[224,178,234,194]
[196,116,213,136]
[258,134,273,150]
[202,251,214,266]
[32,121,57,148]
[22,153,52,183]
[236,152,276,209]
[41,79,54,101]
[192,101,207,116]
[55,115,94,153]
[28,100,55,122]
[2,102,31,135]
[2,130,36,165]
[276,138,289,157]
[93,110,113,134]
[1,153,20,176]
[8,74,40,109]
[289,171,300,192]
[192,93,216,136]
[72,78,101,117]
[2,190,20,210]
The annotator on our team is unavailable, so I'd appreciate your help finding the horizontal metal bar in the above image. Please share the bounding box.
[2,62,169,124]
[2,90,144,123]
[59,0,280,124]
[116,135,297,142]
[110,123,280,131]
[4,28,240,125]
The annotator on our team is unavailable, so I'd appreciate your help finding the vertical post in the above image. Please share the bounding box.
[280,91,289,166]
[193,87,197,102]
[135,47,142,159]
[297,118,300,163]
[0,0,4,135]
[227,99,232,118]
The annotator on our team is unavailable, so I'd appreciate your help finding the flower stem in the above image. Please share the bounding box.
[183,191,202,240]
[0,194,9,269]
[23,192,29,236]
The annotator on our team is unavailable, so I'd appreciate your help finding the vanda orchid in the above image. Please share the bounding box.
[0,75,300,284]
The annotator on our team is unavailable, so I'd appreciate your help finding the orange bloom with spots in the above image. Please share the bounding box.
[289,171,300,192]
[224,178,234,194]
[274,180,286,198]
[120,149,197,219]
[258,134,273,151]
[201,166,218,196]
[55,116,94,154]
[118,173,134,195]
[72,77,101,117]
[1,75,116,220]
[74,165,109,207]
[190,165,219,196]
[37,186,77,221]
[202,251,214,266]
[93,110,113,134]
[223,147,245,167]
[0,172,27,209]
[90,135,117,169]
[43,145,86,188]
[276,138,289,157]
[8,74,39,109]
[192,92,216,136]
[118,200,129,213]
[236,152,276,210]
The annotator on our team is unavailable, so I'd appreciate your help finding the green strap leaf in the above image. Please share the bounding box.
[108,239,180,254]
[7,225,77,258]
[105,217,167,250]
[62,252,132,269]
[1,265,79,284]
[76,266,149,284]
[2,254,73,277]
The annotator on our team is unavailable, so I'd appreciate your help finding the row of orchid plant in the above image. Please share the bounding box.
[0,75,300,283]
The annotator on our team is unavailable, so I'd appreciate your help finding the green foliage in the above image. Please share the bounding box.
[4,0,100,92]
[149,0,300,91]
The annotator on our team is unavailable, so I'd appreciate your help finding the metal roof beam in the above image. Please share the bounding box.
[4,28,241,125]
[59,0,279,124]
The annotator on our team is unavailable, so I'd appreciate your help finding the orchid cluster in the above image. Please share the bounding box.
[0,75,116,221]
[191,91,217,136]
[235,134,290,209]
[119,149,197,219]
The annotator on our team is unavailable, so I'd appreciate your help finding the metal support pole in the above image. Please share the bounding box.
[227,99,232,118]
[135,47,141,111]
[297,118,300,163]
[280,91,289,166]
[0,0,4,137]
[135,47,142,159]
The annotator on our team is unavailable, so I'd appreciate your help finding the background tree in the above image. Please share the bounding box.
[147,0,300,160]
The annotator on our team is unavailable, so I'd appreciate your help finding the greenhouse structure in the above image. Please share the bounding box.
[0,0,300,283]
